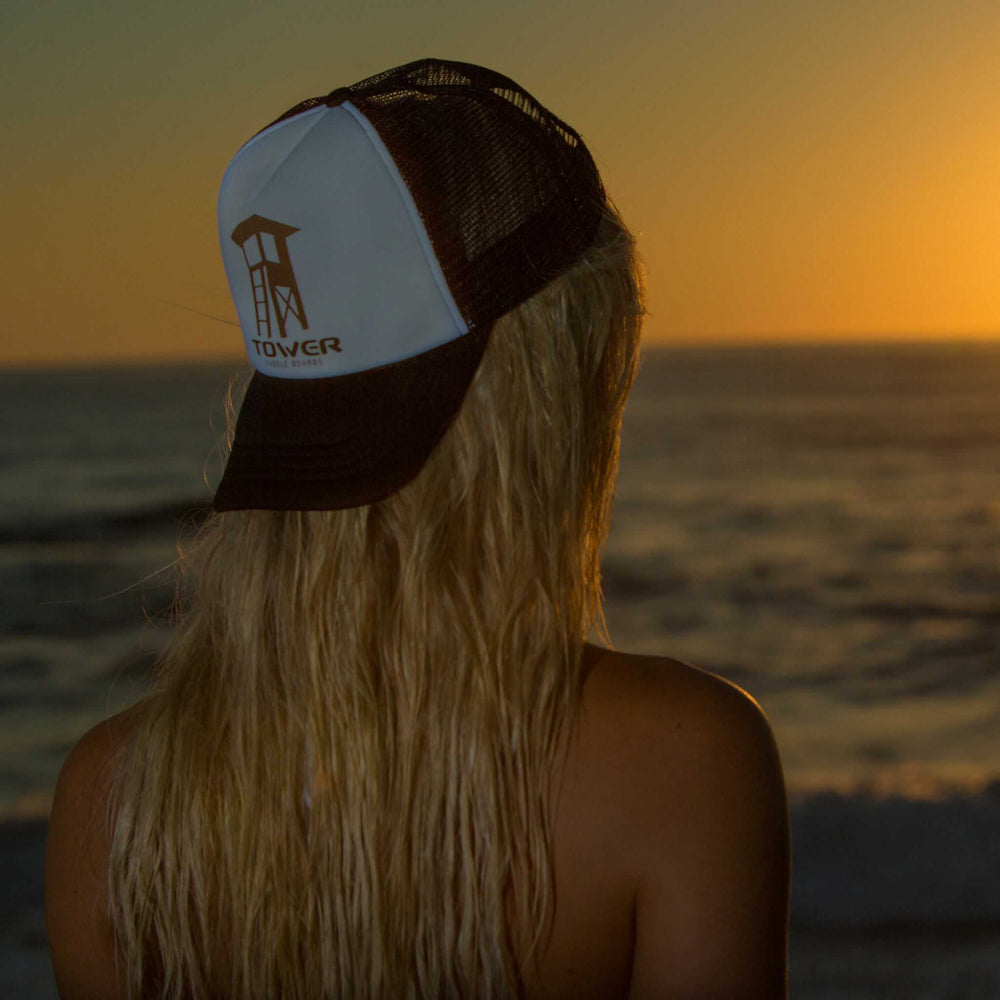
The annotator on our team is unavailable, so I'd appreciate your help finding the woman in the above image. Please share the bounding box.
[45,59,790,998]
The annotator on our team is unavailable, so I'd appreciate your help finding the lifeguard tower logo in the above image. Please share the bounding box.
[230,215,341,364]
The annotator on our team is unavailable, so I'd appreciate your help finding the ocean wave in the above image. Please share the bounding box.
[790,783,1000,928]
[0,559,176,640]
[0,498,211,547]
[4,785,1000,933]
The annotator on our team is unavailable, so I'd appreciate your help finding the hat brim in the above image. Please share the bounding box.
[214,326,490,512]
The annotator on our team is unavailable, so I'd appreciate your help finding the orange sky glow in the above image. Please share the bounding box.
[2,0,999,366]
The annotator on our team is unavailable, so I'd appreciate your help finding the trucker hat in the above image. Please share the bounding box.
[213,57,606,511]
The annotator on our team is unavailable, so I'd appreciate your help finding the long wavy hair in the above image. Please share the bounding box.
[107,198,645,998]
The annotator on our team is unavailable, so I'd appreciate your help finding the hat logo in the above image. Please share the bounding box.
[231,214,308,339]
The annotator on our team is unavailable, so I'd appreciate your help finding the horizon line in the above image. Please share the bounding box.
[3,331,1000,372]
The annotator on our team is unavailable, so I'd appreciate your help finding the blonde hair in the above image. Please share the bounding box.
[107,199,645,998]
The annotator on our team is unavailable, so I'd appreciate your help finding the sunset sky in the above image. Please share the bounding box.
[2,0,999,366]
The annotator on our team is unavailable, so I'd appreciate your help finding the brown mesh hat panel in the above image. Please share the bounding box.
[339,61,606,327]
[214,58,606,511]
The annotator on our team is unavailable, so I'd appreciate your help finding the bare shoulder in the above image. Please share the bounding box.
[49,701,145,821]
[45,703,145,1000]
[580,644,790,998]
[579,643,784,785]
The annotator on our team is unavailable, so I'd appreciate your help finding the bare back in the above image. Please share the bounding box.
[45,644,789,998]
[523,643,790,998]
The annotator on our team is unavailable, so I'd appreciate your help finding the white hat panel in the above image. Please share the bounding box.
[218,103,468,379]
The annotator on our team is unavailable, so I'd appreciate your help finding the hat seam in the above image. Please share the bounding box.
[341,100,469,341]
[222,105,331,223]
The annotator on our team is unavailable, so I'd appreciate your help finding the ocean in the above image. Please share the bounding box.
[3,342,999,997]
